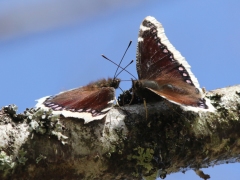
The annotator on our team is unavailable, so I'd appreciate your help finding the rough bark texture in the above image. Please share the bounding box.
[0,85,240,180]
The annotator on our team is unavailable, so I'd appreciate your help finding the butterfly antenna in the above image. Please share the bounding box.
[113,40,132,79]
[115,60,136,79]
[101,55,137,79]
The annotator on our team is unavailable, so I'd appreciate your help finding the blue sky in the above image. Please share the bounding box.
[0,0,239,179]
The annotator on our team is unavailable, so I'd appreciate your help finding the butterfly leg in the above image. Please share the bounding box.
[143,98,148,120]
[129,88,135,105]
[129,79,138,105]
[115,96,120,107]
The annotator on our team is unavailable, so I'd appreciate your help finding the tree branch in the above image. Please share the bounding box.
[0,85,240,179]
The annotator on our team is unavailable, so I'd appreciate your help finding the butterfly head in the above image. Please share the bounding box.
[110,78,121,89]
[132,79,141,89]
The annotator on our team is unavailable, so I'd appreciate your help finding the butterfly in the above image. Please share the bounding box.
[131,16,215,112]
[35,41,134,123]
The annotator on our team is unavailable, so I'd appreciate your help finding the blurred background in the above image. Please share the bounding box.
[0,0,239,179]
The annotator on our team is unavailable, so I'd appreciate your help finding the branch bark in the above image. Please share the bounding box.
[0,85,240,180]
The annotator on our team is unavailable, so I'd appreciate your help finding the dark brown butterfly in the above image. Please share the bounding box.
[132,16,215,112]
[36,40,134,123]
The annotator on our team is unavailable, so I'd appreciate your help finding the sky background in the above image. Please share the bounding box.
[0,0,240,179]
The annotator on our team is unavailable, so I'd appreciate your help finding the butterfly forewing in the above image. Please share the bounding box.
[137,18,196,87]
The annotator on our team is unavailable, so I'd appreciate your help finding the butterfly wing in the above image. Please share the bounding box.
[140,79,208,110]
[36,79,116,123]
[136,16,215,112]
[137,16,198,87]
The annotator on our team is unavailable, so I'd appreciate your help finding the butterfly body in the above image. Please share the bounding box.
[36,78,120,123]
[133,16,215,112]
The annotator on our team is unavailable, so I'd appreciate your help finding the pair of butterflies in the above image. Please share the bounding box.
[36,16,215,123]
